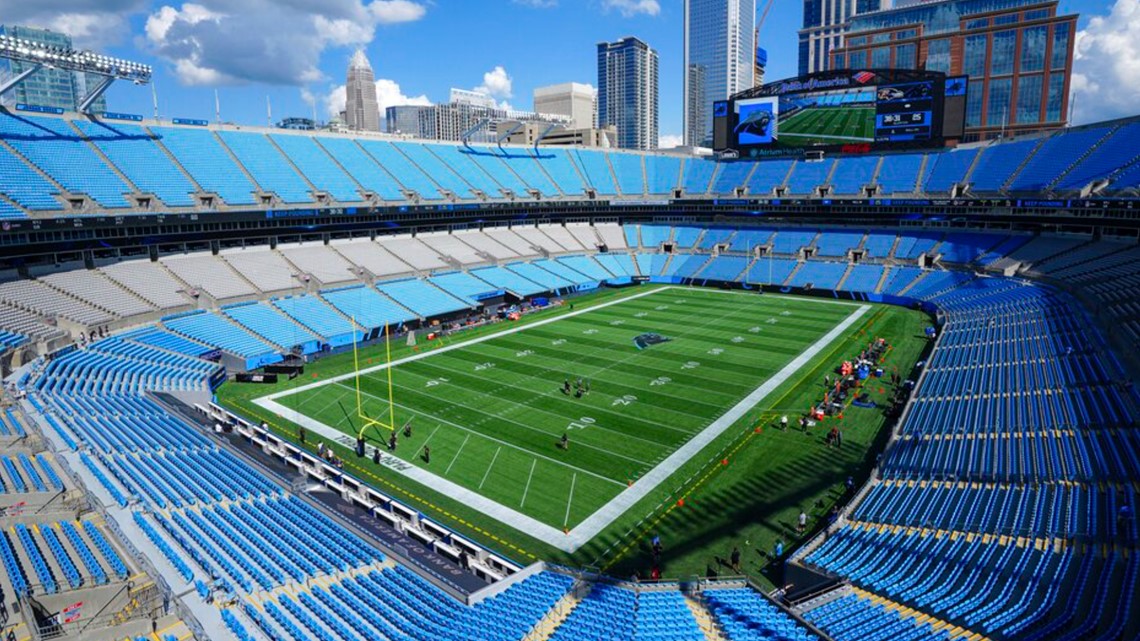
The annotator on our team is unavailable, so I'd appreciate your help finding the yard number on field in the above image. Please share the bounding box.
[424,377,449,388]
[612,395,637,407]
[474,362,496,372]
[568,417,596,430]
[650,376,671,387]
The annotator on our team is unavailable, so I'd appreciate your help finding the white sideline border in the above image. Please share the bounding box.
[253,286,871,552]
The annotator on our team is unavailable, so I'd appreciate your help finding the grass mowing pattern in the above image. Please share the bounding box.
[779,106,876,146]
[267,287,855,530]
[220,285,930,581]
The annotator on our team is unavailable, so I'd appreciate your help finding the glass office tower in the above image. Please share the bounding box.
[684,0,756,148]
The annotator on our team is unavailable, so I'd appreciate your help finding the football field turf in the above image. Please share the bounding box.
[779,106,875,146]
[252,286,865,546]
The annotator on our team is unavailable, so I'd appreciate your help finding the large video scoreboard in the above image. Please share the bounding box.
[715,70,968,156]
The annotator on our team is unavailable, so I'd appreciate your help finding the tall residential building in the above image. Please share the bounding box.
[597,37,659,150]
[534,83,596,130]
[830,0,1077,140]
[798,0,887,76]
[0,25,107,113]
[684,0,756,148]
[344,49,380,132]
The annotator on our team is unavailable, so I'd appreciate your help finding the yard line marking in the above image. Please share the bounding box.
[420,424,441,449]
[564,473,578,528]
[332,381,627,487]
[478,447,502,490]
[445,434,471,476]
[259,285,673,401]
[346,381,652,468]
[520,459,537,508]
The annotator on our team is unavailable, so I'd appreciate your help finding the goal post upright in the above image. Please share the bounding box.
[351,317,396,440]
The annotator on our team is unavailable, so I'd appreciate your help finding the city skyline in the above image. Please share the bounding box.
[0,0,1121,145]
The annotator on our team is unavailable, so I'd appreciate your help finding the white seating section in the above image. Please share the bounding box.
[513,227,568,254]
[277,245,357,286]
[0,280,113,326]
[331,239,414,277]
[101,260,190,310]
[484,228,541,258]
[162,255,256,300]
[378,237,451,271]
[417,233,484,265]
[222,249,298,293]
[39,270,154,318]
[453,231,520,260]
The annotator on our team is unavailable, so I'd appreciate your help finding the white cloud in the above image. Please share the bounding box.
[475,65,514,99]
[602,0,661,17]
[658,134,683,149]
[321,78,431,118]
[369,0,427,23]
[1072,0,1140,124]
[0,0,147,48]
[145,0,427,86]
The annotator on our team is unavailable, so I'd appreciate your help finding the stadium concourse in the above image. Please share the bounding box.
[0,111,1138,641]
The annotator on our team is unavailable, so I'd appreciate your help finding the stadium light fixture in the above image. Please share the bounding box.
[0,35,152,113]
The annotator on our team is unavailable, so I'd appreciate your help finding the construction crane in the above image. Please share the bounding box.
[753,0,775,87]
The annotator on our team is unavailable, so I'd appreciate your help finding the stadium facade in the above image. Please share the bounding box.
[831,0,1077,141]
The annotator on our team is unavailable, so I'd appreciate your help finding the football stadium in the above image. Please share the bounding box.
[0,2,1138,641]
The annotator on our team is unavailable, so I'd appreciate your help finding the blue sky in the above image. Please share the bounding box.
[2,0,1123,141]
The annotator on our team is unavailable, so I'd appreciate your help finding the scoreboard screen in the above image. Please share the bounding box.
[721,70,968,156]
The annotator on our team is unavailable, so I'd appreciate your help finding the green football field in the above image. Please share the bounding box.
[221,284,931,579]
[778,106,876,146]
[255,286,858,531]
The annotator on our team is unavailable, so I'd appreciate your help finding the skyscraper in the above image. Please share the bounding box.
[344,50,380,132]
[0,25,107,113]
[683,0,756,148]
[597,37,659,150]
[798,0,887,76]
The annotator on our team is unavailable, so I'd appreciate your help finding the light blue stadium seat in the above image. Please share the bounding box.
[787,159,835,194]
[608,152,646,195]
[269,133,361,203]
[377,279,469,317]
[151,126,258,205]
[924,148,979,193]
[216,131,313,203]
[573,149,618,195]
[0,114,132,208]
[321,285,418,330]
[74,120,198,207]
[876,154,924,193]
[357,140,444,199]
[314,137,406,200]
[645,155,682,194]
[682,158,717,194]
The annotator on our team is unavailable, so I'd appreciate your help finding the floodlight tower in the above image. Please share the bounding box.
[0,34,152,114]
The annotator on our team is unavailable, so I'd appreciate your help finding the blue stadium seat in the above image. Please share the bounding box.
[0,114,132,208]
[74,120,198,207]
[269,133,361,203]
[151,126,258,205]
[216,131,313,203]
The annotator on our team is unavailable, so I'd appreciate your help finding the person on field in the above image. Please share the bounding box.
[422,445,431,464]
[798,510,807,534]
[730,546,741,573]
